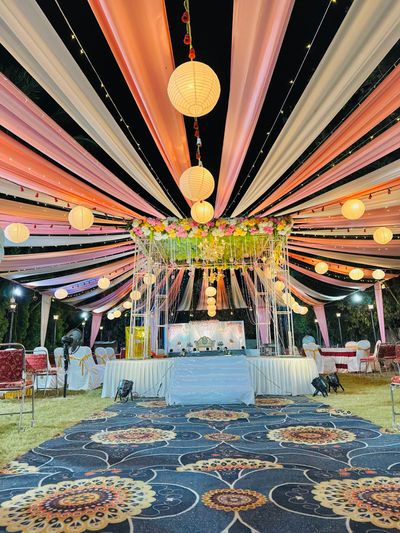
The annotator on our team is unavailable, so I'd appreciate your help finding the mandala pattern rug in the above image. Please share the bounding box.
[0,396,400,532]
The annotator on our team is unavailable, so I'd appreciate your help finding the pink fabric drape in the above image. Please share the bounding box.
[242,271,270,344]
[88,0,190,189]
[0,130,136,218]
[90,313,103,347]
[290,236,400,257]
[215,0,293,216]
[0,75,160,217]
[255,65,400,215]
[265,121,400,215]
[313,304,330,347]
[295,205,400,229]
[289,262,371,289]
[216,276,229,309]
[374,282,386,342]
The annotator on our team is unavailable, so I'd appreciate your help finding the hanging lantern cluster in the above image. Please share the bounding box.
[179,166,215,201]
[205,286,216,297]
[130,290,141,301]
[143,272,156,285]
[191,200,214,223]
[122,300,132,309]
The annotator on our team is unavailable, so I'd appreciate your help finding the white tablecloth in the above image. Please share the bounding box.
[102,356,318,399]
[166,356,254,405]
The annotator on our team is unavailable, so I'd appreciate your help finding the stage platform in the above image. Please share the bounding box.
[101,356,318,401]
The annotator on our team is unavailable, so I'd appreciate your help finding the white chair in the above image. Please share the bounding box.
[360,340,382,374]
[95,347,108,365]
[105,347,116,360]
[303,343,323,374]
[345,341,358,350]
[54,347,64,369]
[67,346,105,390]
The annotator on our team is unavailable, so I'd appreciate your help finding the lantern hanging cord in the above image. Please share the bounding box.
[182,0,195,60]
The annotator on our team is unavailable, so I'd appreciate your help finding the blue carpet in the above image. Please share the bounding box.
[0,396,399,532]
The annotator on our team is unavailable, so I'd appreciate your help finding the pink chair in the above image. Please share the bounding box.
[0,344,34,430]
[359,340,382,374]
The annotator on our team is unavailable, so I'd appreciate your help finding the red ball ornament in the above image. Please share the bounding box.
[183,33,191,45]
[181,11,189,23]
[188,48,196,60]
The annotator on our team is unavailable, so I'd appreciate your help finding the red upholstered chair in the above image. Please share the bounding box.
[377,343,397,372]
[0,344,34,430]
[26,350,59,396]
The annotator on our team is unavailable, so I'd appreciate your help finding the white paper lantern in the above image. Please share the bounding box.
[4,223,30,243]
[143,273,156,285]
[349,268,364,281]
[341,198,365,220]
[373,227,393,245]
[315,261,329,275]
[191,200,214,224]
[123,300,132,309]
[113,309,121,318]
[97,277,110,290]
[207,305,216,312]
[299,306,308,315]
[107,311,114,320]
[130,290,141,301]
[180,166,215,201]
[208,310,216,317]
[207,297,216,305]
[372,269,385,280]
[205,286,217,297]
[54,288,68,300]
[292,302,301,313]
[68,205,94,230]
[274,280,285,292]
[167,61,220,117]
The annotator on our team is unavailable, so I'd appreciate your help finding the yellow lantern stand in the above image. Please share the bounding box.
[125,326,149,359]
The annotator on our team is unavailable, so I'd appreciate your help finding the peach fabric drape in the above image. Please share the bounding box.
[255,66,400,215]
[214,0,293,217]
[313,304,330,347]
[88,0,191,189]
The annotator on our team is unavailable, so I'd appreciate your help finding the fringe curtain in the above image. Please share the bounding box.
[178,272,194,311]
[229,269,247,308]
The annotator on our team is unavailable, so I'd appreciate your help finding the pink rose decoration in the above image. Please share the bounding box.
[147,218,157,226]
[263,226,273,234]
[207,220,215,227]
[250,227,258,234]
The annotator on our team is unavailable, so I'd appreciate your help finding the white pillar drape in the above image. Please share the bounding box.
[40,294,51,347]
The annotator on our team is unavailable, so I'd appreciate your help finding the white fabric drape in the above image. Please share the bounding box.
[289,275,347,302]
[40,294,51,347]
[4,234,128,248]
[178,273,194,312]
[0,0,181,217]
[278,160,400,215]
[233,0,400,215]
[229,269,247,308]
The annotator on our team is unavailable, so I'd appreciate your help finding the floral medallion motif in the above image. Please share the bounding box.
[267,425,356,445]
[256,397,294,407]
[177,458,282,473]
[380,427,400,434]
[0,461,39,476]
[0,476,155,532]
[137,412,166,420]
[312,476,400,529]
[91,427,176,445]
[84,411,118,420]
[137,400,166,408]
[316,407,352,417]
[202,488,267,512]
[204,433,241,442]
[186,409,249,422]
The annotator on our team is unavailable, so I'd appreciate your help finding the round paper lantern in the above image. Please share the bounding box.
[205,286,217,297]
[167,61,220,117]
[373,226,393,245]
[299,306,308,315]
[208,310,216,317]
[191,200,214,224]
[130,290,141,301]
[207,297,216,305]
[315,261,329,275]
[372,269,385,280]
[107,311,114,320]
[97,277,110,290]
[349,268,364,280]
[180,166,215,201]
[54,288,68,300]
[4,223,30,243]
[341,198,365,220]
[274,280,285,292]
[143,273,156,285]
[113,310,121,318]
[68,206,94,230]
[123,300,132,309]
[292,302,301,313]
[207,306,216,313]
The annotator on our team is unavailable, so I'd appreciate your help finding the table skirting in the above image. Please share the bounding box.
[320,348,358,372]
[101,356,318,399]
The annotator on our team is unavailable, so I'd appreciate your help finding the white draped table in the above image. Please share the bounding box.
[102,356,318,399]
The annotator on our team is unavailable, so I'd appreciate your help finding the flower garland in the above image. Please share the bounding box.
[129,216,293,241]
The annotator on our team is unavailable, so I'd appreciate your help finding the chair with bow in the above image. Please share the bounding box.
[0,343,34,430]
[359,340,381,374]
[68,347,105,390]
[94,347,108,365]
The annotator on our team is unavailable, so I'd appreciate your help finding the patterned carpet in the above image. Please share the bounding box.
[0,396,399,532]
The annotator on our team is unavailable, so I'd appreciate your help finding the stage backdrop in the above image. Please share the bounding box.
[166,320,246,352]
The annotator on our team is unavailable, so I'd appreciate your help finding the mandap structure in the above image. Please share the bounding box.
[0,0,399,354]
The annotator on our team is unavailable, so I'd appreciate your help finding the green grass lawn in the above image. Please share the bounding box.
[308,373,399,430]
[0,389,112,467]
